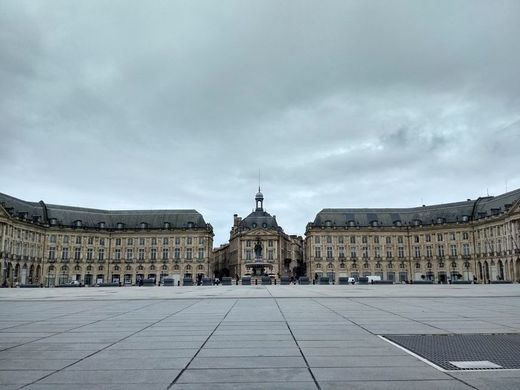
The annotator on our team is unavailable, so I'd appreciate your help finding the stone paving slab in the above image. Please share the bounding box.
[0,286,519,389]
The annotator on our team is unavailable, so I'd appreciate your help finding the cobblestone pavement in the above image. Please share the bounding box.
[1,285,519,389]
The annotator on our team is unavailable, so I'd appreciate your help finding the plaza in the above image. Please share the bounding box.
[1,285,520,389]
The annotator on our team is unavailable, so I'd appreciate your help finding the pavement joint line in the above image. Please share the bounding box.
[378,335,481,390]
[0,299,169,353]
[166,298,239,389]
[15,299,201,390]
[348,298,455,334]
[311,298,376,336]
[272,295,321,390]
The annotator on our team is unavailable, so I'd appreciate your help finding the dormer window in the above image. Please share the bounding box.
[140,222,148,229]
[262,223,267,228]
[252,223,257,228]
[187,221,194,229]
[163,222,170,229]
[491,208,500,216]
[436,217,445,224]
[413,219,422,226]
[49,218,57,226]
[98,222,106,229]
[325,220,332,227]
[371,220,378,227]
[348,220,356,227]
[116,222,124,230]
[461,215,469,222]
[74,220,82,228]
[394,220,402,227]
[478,212,487,218]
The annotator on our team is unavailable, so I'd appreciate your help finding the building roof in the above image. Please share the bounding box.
[0,192,209,230]
[239,210,280,230]
[310,188,520,228]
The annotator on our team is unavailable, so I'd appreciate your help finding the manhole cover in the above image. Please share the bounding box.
[383,334,520,370]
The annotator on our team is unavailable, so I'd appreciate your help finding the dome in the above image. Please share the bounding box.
[255,190,264,200]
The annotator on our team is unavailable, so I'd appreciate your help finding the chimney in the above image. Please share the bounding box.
[233,214,242,227]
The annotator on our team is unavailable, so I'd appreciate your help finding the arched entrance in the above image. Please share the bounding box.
[498,260,505,280]
[484,261,490,283]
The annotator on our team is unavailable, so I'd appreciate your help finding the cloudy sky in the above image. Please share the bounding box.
[1,0,520,245]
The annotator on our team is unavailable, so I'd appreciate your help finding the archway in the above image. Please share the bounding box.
[14,264,20,285]
[478,261,483,281]
[29,264,35,284]
[498,260,505,280]
[36,264,41,284]
[21,264,28,285]
[484,261,490,283]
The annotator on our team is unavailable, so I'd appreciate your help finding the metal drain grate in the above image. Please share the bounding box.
[383,333,520,370]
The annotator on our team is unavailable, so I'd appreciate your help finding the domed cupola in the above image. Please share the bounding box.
[255,187,264,211]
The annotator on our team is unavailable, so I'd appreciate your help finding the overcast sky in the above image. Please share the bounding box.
[1,0,520,245]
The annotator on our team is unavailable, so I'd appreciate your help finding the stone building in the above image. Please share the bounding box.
[212,189,305,280]
[305,189,520,284]
[0,192,213,287]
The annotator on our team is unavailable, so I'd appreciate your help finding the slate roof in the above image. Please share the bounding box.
[0,192,209,230]
[311,188,520,228]
[239,210,280,230]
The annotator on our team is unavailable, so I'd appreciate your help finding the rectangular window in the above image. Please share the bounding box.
[374,246,381,258]
[163,237,168,245]
[63,235,69,244]
[87,248,93,260]
[48,247,55,260]
[449,232,456,241]
[175,237,180,245]
[315,246,321,258]
[139,238,145,246]
[326,246,333,258]
[326,236,332,244]
[186,248,192,259]
[350,236,356,244]
[315,236,320,244]
[116,238,121,246]
[463,243,470,256]
[398,246,404,258]
[386,237,391,244]
[198,248,204,259]
[151,248,157,260]
[397,236,403,244]
[98,248,104,261]
[50,235,56,244]
[362,246,369,258]
[199,237,205,245]
[174,248,180,259]
[450,245,457,256]
[374,236,379,244]
[87,237,94,245]
[268,249,273,260]
[76,236,81,245]
[386,248,392,258]
[162,248,168,260]
[426,246,432,258]
[437,233,443,242]
[462,232,469,240]
[187,237,192,245]
[126,248,133,260]
[62,247,69,260]
[139,248,145,260]
[115,248,121,260]
[99,238,105,246]
[268,239,273,247]
[338,236,344,244]
[246,240,251,247]
[414,235,420,243]
[437,245,445,257]
[350,246,357,258]
[362,236,368,244]
[339,246,345,258]
[151,238,157,245]
[246,250,252,260]
[414,246,420,258]
[74,247,81,260]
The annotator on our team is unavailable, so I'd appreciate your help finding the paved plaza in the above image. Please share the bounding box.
[1,285,520,389]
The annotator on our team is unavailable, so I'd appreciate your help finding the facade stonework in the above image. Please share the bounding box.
[0,193,213,287]
[212,190,305,280]
[305,189,520,284]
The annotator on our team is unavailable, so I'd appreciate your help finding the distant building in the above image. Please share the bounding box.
[305,189,520,284]
[0,192,213,287]
[212,189,304,280]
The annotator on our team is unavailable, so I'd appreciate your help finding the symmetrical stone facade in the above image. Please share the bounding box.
[0,193,213,287]
[305,189,520,283]
[212,190,304,280]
